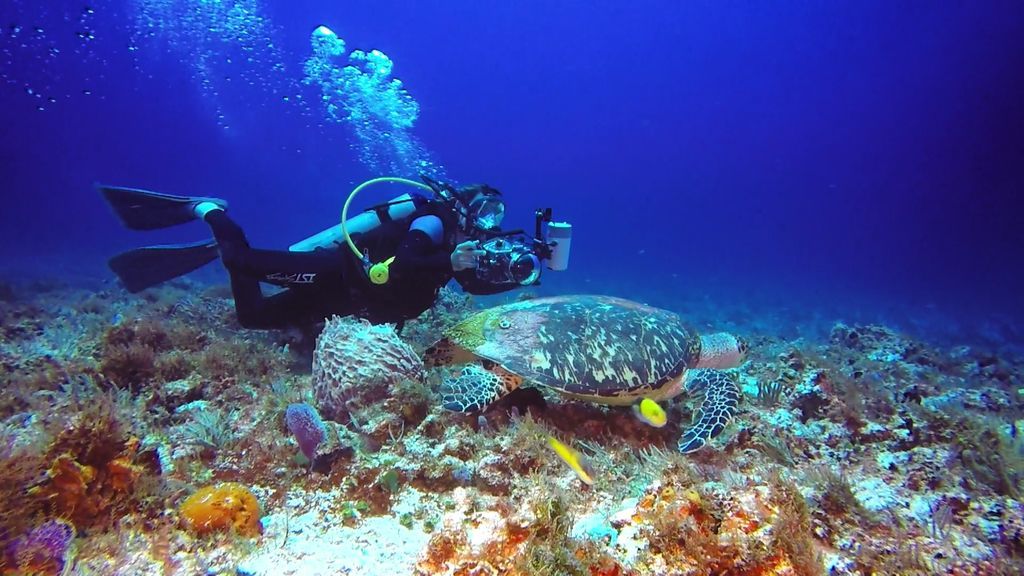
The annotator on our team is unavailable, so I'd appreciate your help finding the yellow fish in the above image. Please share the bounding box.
[632,397,667,428]
[547,436,594,486]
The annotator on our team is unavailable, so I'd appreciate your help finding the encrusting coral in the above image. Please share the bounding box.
[179,482,262,537]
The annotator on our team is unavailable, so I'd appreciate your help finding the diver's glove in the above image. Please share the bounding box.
[451,240,486,271]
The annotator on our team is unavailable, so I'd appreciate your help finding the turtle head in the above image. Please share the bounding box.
[445,307,545,362]
[444,309,496,351]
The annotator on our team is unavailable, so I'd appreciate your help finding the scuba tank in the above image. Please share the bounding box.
[288,192,418,253]
[290,177,441,285]
[289,176,458,254]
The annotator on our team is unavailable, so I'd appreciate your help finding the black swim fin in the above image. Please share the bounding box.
[108,240,220,293]
[98,185,227,231]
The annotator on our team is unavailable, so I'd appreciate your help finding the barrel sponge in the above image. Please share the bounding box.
[696,332,748,370]
[312,315,424,421]
[179,482,262,537]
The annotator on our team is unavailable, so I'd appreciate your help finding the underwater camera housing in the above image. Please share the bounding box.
[476,236,542,286]
[474,207,572,286]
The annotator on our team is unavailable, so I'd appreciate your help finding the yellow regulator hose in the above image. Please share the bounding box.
[341,177,433,284]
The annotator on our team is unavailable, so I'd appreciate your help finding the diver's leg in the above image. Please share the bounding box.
[201,209,274,327]
[201,209,338,277]
[202,209,350,329]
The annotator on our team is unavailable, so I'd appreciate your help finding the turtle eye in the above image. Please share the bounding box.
[498,319,512,329]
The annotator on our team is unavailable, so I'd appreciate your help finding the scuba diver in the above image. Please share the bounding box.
[100,176,572,330]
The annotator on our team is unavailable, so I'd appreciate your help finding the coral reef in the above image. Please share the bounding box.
[1,277,1023,575]
[29,429,149,531]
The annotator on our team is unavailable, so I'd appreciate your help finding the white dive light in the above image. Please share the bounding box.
[546,221,572,271]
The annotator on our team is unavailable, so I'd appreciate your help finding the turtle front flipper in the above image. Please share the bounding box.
[441,362,523,412]
[678,369,741,453]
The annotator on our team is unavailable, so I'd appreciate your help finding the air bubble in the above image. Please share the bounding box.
[302,28,438,176]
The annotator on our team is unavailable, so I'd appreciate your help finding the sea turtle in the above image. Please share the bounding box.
[423,295,749,453]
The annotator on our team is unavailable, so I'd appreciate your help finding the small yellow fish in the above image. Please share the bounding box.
[632,397,667,428]
[547,436,594,486]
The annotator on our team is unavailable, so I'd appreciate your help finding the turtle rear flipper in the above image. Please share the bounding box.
[441,362,523,412]
[678,369,741,453]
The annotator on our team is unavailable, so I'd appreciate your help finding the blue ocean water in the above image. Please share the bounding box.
[2,0,1022,346]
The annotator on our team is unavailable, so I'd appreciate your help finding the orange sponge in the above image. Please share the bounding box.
[179,482,262,537]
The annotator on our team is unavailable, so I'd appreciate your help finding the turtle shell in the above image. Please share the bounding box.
[440,295,701,402]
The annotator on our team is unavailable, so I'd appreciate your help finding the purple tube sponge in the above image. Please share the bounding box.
[7,519,75,574]
[286,403,327,462]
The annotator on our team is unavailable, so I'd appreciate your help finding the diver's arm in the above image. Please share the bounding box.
[390,229,453,276]
[392,215,489,276]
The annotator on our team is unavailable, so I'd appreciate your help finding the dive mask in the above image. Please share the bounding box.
[469,194,505,231]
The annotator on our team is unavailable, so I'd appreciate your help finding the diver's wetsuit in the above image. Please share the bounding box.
[204,209,516,330]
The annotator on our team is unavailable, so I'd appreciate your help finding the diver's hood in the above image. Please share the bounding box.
[456,184,505,232]
[454,184,501,205]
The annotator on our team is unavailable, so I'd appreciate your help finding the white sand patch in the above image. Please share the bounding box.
[238,511,429,576]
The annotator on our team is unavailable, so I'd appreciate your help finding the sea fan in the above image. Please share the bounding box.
[6,519,75,575]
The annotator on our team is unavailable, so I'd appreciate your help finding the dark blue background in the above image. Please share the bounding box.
[2,1,1022,341]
